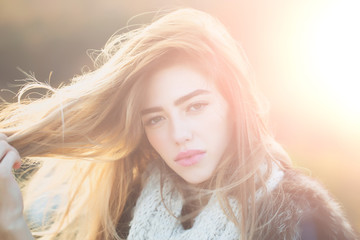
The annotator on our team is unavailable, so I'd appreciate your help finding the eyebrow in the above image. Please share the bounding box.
[141,89,210,116]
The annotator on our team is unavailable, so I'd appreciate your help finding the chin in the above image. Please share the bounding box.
[182,172,212,185]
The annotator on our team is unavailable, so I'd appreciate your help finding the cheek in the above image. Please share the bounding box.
[212,117,231,144]
[204,104,230,130]
[145,130,168,155]
[206,104,232,143]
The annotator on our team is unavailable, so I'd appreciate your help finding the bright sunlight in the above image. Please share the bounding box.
[307,0,360,118]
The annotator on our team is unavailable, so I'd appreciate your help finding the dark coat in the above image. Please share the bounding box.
[254,170,358,240]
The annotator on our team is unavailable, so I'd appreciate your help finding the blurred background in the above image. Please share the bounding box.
[1,0,359,232]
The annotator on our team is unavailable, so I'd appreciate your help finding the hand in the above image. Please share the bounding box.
[0,133,33,239]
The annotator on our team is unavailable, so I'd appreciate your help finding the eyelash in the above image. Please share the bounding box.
[144,102,209,127]
[145,116,165,126]
[186,102,209,112]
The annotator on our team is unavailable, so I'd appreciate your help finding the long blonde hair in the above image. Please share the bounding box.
[0,8,291,240]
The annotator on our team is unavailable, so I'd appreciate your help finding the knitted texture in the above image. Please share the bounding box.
[128,164,284,240]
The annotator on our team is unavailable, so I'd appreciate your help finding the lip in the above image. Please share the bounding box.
[175,149,206,167]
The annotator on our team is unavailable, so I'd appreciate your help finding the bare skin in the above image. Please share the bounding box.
[0,133,33,240]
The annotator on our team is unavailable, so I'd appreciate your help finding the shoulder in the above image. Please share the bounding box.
[254,169,358,240]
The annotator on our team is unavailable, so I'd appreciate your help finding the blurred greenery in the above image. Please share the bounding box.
[1,0,359,233]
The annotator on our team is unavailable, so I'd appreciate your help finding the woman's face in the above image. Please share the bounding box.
[141,64,232,184]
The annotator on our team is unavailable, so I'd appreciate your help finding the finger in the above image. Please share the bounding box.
[8,146,22,170]
[13,161,22,170]
[0,150,21,173]
[0,139,22,170]
[0,140,12,160]
[0,133,7,141]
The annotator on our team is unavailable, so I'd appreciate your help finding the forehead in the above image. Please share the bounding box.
[142,64,215,106]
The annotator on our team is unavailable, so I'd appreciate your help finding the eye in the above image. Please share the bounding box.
[187,102,208,112]
[144,115,165,126]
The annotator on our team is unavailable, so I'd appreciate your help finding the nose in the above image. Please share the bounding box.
[170,117,193,145]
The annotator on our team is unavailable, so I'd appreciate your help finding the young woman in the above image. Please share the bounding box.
[0,8,357,240]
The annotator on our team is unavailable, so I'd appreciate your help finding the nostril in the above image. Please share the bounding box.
[174,131,192,145]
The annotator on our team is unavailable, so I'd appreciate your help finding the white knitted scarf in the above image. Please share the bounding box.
[128,164,284,240]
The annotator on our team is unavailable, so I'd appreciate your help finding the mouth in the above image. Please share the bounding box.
[175,149,206,167]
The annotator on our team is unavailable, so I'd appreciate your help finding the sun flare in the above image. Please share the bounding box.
[308,0,360,118]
